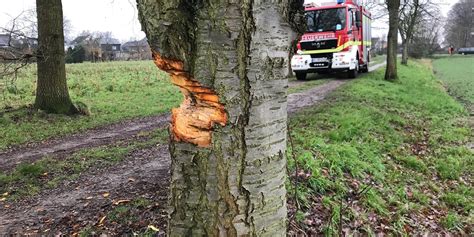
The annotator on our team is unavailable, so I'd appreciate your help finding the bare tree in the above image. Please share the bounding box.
[398,0,422,65]
[385,0,401,81]
[1,13,37,105]
[410,7,444,57]
[136,0,299,235]
[34,0,77,114]
[444,0,474,48]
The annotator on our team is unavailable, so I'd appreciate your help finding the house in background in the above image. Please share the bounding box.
[100,38,121,61]
[121,38,152,60]
[0,34,10,48]
[0,34,38,60]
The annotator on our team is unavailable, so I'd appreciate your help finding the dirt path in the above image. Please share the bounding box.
[0,63,386,234]
[0,114,170,172]
[288,62,386,113]
[0,145,170,235]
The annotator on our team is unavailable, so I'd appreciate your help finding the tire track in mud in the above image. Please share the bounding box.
[0,114,170,172]
[0,145,170,235]
[0,62,386,234]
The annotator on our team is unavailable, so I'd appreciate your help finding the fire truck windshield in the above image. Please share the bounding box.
[305,8,346,33]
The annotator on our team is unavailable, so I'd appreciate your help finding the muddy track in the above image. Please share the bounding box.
[0,63,386,234]
[0,114,170,172]
[0,145,170,235]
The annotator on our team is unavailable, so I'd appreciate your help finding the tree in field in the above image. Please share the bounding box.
[137,0,298,235]
[399,0,442,64]
[35,0,77,114]
[398,0,422,65]
[409,7,443,58]
[385,0,401,81]
[445,0,474,48]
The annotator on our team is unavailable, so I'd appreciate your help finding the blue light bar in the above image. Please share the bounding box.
[337,0,345,3]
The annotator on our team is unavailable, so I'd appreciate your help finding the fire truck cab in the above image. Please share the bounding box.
[291,0,372,79]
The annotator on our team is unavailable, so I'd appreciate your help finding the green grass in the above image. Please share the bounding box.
[433,55,474,112]
[288,60,473,234]
[0,61,181,150]
[370,55,386,65]
[0,128,167,200]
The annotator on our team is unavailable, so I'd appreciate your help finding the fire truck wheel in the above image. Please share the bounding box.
[348,63,358,79]
[295,72,307,80]
[360,64,369,73]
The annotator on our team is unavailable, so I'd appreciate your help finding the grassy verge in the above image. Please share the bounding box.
[0,61,180,150]
[0,128,167,201]
[432,55,474,112]
[370,55,386,65]
[288,60,472,235]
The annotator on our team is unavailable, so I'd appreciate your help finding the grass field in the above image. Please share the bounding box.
[432,55,474,112]
[0,61,181,150]
[288,60,472,234]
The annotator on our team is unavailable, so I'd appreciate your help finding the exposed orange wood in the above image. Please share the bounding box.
[152,51,227,147]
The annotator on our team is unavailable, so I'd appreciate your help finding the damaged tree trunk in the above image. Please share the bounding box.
[137,0,296,236]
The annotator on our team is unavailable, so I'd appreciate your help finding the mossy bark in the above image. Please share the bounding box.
[385,0,400,81]
[137,0,296,235]
[34,0,77,115]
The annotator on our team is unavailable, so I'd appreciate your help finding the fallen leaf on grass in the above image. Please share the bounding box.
[86,196,93,200]
[148,225,160,232]
[0,197,6,202]
[102,192,110,198]
[2,192,8,196]
[113,199,131,205]
[128,178,136,182]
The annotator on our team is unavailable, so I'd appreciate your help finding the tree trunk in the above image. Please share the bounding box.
[35,0,77,114]
[137,0,295,235]
[401,39,408,65]
[385,0,401,81]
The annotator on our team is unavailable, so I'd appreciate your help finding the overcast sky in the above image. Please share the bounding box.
[0,0,145,42]
[0,0,459,41]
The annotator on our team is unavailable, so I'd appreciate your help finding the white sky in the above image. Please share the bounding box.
[0,0,145,42]
[0,0,460,41]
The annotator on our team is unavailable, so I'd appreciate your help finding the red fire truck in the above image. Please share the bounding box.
[291,0,372,79]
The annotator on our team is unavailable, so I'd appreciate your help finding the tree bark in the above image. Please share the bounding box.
[401,39,409,65]
[385,0,401,81]
[137,0,295,236]
[35,0,77,114]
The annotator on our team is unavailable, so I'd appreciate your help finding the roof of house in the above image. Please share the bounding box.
[100,38,120,45]
[122,38,148,49]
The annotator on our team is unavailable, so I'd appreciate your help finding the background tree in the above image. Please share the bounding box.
[65,45,86,63]
[409,7,443,58]
[137,0,298,235]
[385,0,401,81]
[444,0,474,48]
[34,0,77,114]
[398,0,422,65]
